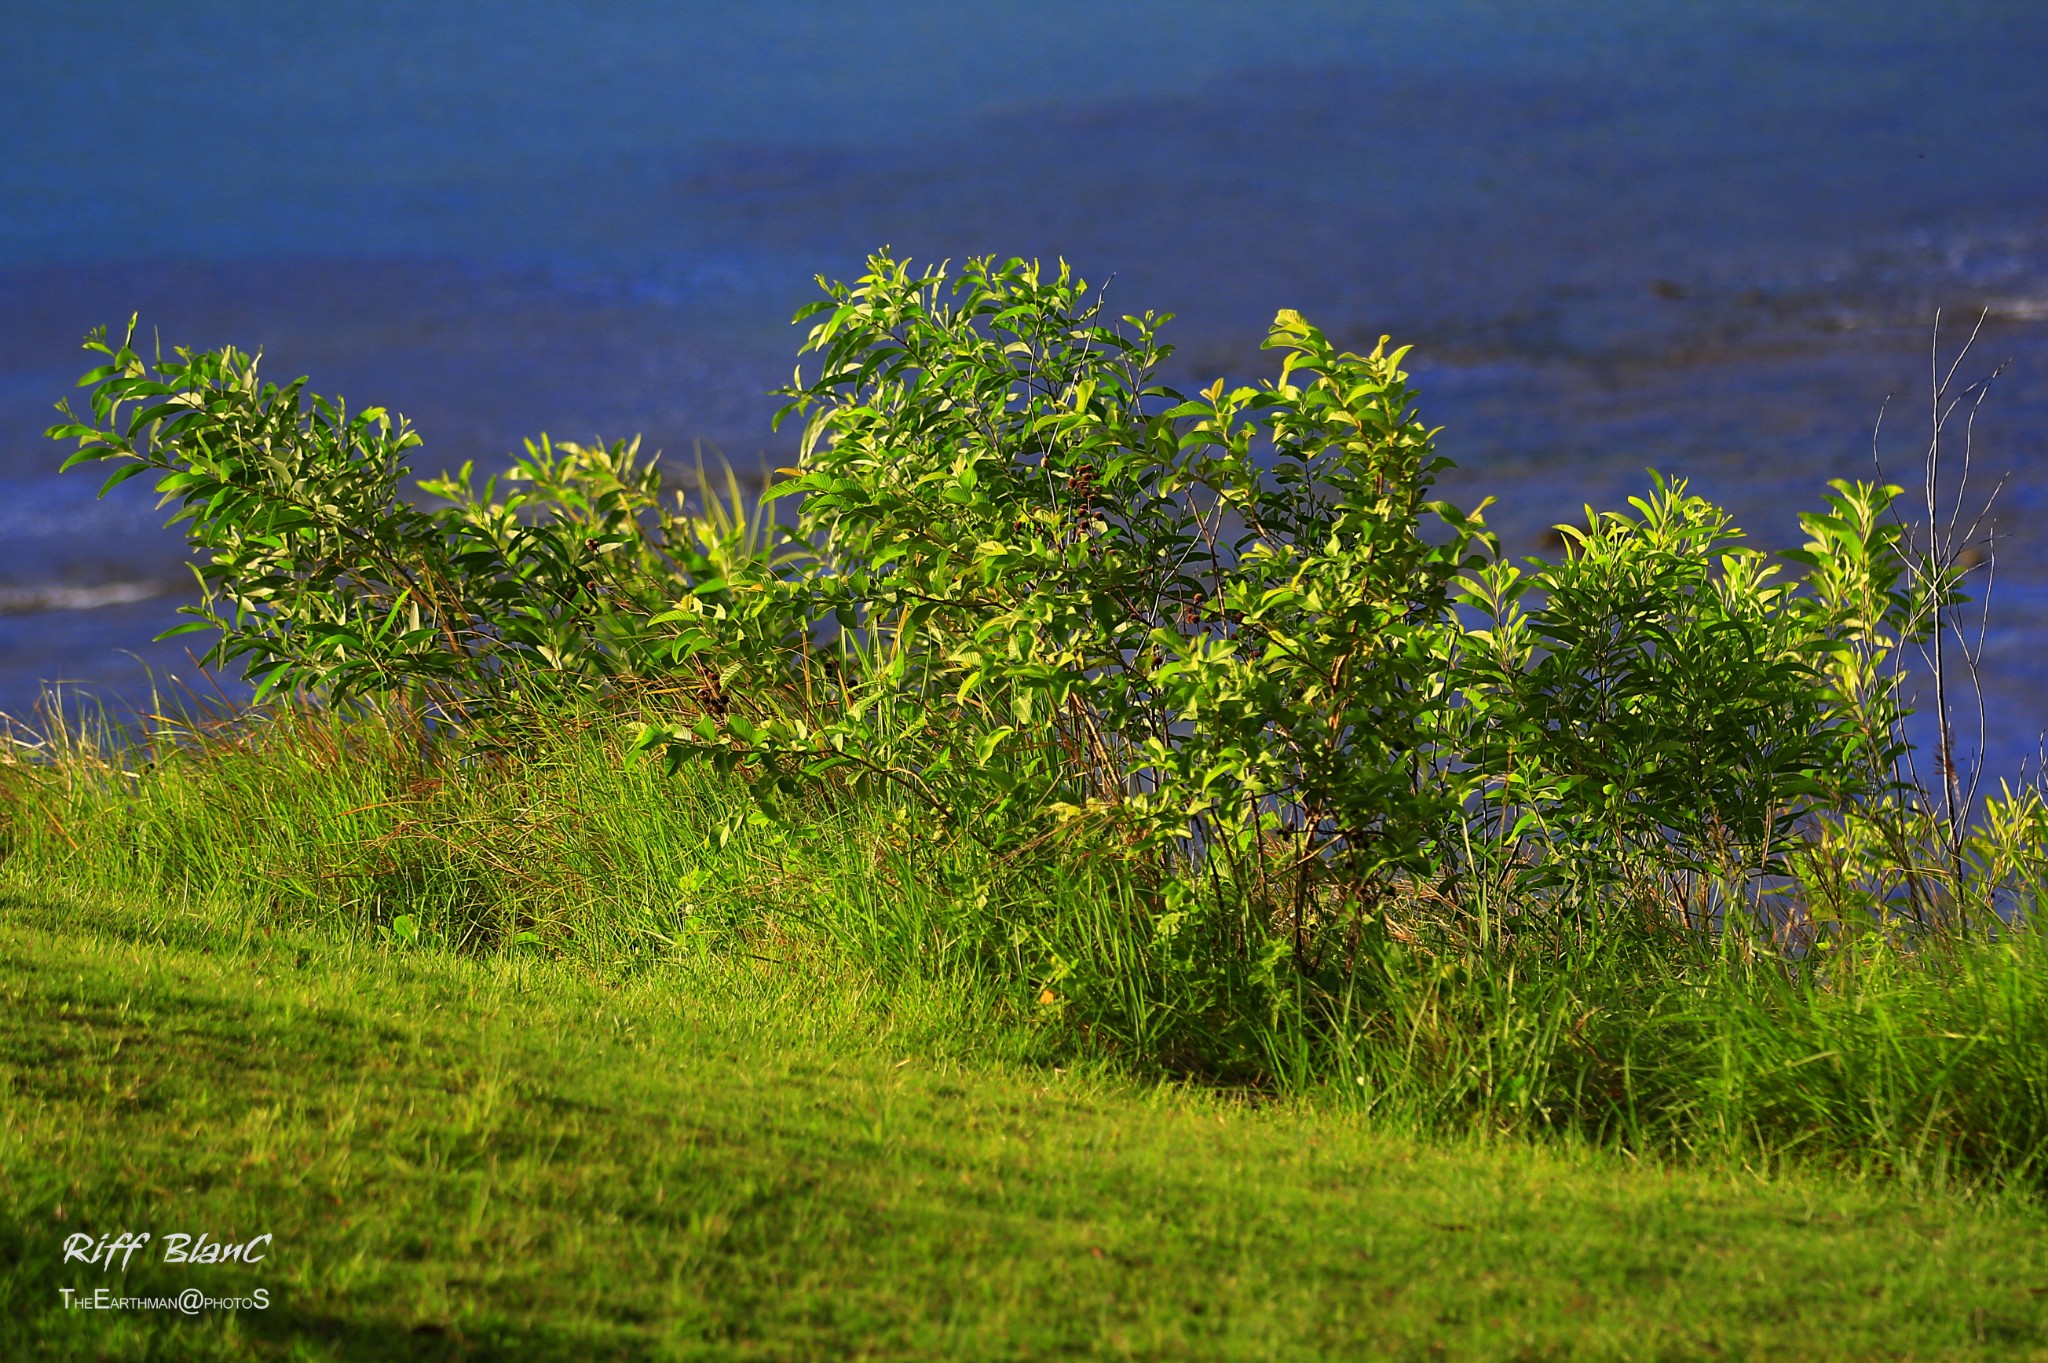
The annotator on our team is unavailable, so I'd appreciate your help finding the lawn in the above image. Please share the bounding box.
[4,887,2045,1362]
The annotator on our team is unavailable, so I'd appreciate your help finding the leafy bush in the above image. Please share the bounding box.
[47,328,794,719]
[1452,474,1925,927]
[45,250,2045,971]
[741,253,1489,908]
[33,252,2048,1185]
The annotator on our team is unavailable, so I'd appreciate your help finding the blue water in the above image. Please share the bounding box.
[4,1,2046,771]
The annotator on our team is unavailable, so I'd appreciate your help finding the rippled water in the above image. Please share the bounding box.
[4,1,2044,769]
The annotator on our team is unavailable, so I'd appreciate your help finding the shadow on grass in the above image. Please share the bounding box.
[13,1306,664,1363]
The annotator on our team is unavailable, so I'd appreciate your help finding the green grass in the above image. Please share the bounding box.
[8,709,2048,1183]
[5,888,2048,1362]
[5,710,2048,1357]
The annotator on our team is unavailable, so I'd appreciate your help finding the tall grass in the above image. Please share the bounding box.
[7,701,2045,1192]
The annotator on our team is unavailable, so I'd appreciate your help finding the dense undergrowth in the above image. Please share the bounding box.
[6,704,2046,1192]
[14,249,2048,1189]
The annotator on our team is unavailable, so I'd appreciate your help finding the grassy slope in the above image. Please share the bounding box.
[4,889,2047,1362]
[12,710,2048,1184]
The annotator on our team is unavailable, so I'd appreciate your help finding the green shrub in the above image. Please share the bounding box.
[738,252,1489,905]
[31,250,2048,1184]
[47,331,795,719]
[1452,474,1927,927]
[45,248,2045,969]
